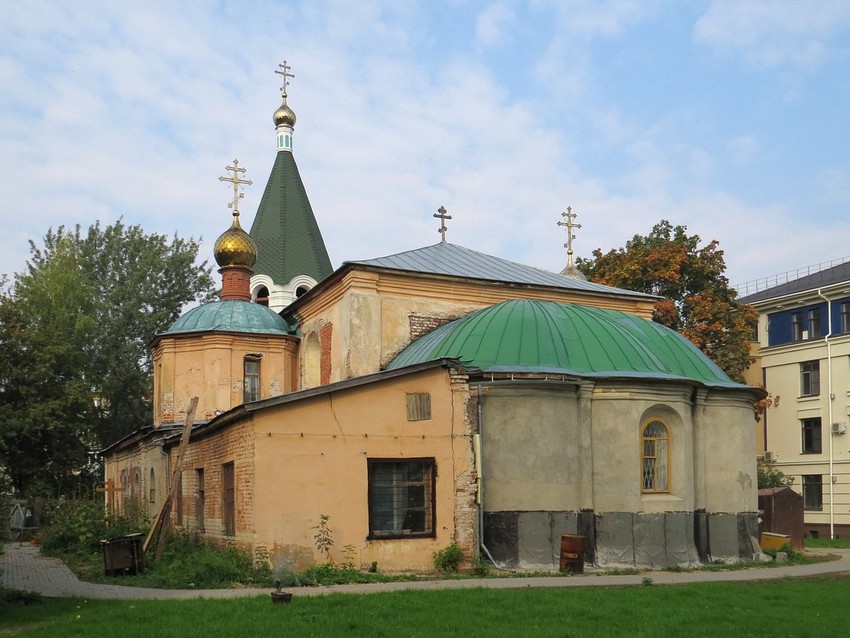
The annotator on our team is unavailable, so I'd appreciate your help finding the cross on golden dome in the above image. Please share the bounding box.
[275,60,295,96]
[434,206,452,242]
[218,159,253,218]
[557,207,582,266]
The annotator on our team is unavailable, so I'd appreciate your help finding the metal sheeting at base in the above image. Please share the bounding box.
[485,509,756,569]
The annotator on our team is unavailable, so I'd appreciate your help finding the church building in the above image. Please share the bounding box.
[102,64,763,572]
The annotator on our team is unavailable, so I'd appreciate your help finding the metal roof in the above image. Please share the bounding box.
[163,300,292,336]
[248,152,333,286]
[387,299,745,389]
[738,261,850,304]
[348,242,655,299]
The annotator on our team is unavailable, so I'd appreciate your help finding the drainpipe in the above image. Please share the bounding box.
[816,289,835,539]
[475,393,507,570]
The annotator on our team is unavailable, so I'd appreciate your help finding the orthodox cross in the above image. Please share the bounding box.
[275,60,295,95]
[557,207,582,266]
[434,205,452,242]
[96,478,122,514]
[218,159,252,218]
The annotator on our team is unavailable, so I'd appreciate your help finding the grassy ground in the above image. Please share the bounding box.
[2,575,849,637]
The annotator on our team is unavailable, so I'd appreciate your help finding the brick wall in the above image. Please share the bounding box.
[172,419,256,546]
[320,323,333,385]
[408,313,460,342]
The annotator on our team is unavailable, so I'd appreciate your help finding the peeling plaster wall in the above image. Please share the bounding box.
[479,380,760,568]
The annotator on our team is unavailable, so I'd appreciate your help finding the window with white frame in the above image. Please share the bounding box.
[800,360,820,397]
[791,312,804,341]
[367,459,435,538]
[841,302,850,334]
[243,356,260,403]
[641,420,670,493]
[807,308,822,339]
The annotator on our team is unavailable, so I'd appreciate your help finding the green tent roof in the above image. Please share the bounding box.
[164,300,292,336]
[387,299,743,389]
[248,152,333,286]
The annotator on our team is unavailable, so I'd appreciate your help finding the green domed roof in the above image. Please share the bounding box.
[164,300,291,336]
[387,299,743,389]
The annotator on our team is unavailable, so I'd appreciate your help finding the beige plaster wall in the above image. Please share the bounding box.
[480,380,757,518]
[250,366,476,572]
[699,393,759,513]
[153,333,297,426]
[104,441,169,519]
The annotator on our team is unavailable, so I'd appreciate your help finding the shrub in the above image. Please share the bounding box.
[433,543,464,573]
[37,498,148,556]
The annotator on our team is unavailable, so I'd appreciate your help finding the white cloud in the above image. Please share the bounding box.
[476,2,517,47]
[726,135,759,166]
[695,0,850,69]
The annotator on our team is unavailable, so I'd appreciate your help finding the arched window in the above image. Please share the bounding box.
[641,420,669,493]
[149,468,156,503]
[255,286,270,306]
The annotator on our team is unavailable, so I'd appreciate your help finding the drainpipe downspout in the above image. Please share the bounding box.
[474,393,508,570]
[817,289,835,539]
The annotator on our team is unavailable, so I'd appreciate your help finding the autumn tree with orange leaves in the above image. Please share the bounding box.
[577,220,757,383]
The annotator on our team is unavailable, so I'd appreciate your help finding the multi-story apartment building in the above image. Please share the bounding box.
[740,261,850,538]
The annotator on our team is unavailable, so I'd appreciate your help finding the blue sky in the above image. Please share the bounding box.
[2,1,849,293]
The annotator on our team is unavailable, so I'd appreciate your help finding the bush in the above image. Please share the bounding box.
[37,498,148,556]
[0,587,42,607]
[433,543,464,573]
[143,530,272,588]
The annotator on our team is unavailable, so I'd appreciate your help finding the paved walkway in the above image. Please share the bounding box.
[2,542,849,600]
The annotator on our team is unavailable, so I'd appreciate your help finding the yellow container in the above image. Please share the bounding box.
[760,532,791,551]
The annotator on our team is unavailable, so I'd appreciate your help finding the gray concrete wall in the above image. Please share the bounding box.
[480,384,582,511]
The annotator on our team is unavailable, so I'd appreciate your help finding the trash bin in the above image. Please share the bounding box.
[559,534,586,574]
[101,533,145,576]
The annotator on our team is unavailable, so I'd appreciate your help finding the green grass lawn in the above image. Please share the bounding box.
[3,575,849,637]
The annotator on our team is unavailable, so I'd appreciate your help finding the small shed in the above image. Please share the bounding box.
[758,487,804,551]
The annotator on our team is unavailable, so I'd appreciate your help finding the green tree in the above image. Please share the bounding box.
[577,220,757,382]
[757,459,794,489]
[0,221,215,496]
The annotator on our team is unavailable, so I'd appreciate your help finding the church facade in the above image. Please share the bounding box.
[102,67,763,572]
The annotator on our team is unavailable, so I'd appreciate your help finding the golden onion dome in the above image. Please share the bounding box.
[273,93,296,128]
[214,215,258,269]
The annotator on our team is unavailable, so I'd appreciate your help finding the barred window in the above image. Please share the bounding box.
[368,459,435,539]
[641,420,669,493]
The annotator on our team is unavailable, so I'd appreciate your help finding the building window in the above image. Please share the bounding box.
[791,312,804,341]
[842,302,850,334]
[222,462,235,537]
[803,475,823,510]
[406,393,432,421]
[641,420,669,493]
[367,459,435,539]
[244,357,260,403]
[808,308,822,339]
[196,468,205,532]
[149,468,156,503]
[800,360,820,397]
[801,418,822,454]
